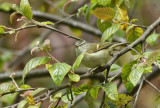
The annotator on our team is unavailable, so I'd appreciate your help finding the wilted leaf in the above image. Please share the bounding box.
[48,63,71,86]
[92,7,115,21]
[23,57,50,83]
[10,12,18,24]
[127,27,143,54]
[20,0,33,19]
[101,24,120,42]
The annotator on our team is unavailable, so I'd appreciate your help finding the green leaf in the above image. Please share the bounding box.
[48,63,71,86]
[0,2,16,12]
[85,91,95,108]
[114,94,133,106]
[146,33,159,45]
[103,69,107,79]
[10,12,18,24]
[92,7,115,21]
[23,57,50,83]
[129,64,144,86]
[72,84,90,95]
[0,83,16,94]
[101,24,120,42]
[98,0,111,6]
[127,27,143,54]
[27,106,39,108]
[20,84,31,89]
[110,64,121,72]
[40,21,55,25]
[101,82,118,100]
[50,92,63,102]
[124,81,134,93]
[72,53,84,71]
[97,19,112,33]
[89,86,100,100]
[32,88,45,96]
[125,0,130,8]
[126,25,134,33]
[68,73,80,82]
[85,3,97,23]
[146,50,160,66]
[130,19,138,23]
[121,60,137,82]
[17,100,28,108]
[0,27,5,34]
[8,30,15,34]
[118,0,124,7]
[20,0,33,19]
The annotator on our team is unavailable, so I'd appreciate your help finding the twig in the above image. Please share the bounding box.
[145,79,160,94]
[54,98,61,108]
[0,88,35,96]
[133,76,144,108]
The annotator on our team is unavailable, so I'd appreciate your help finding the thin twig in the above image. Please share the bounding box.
[145,79,160,94]
[133,76,144,108]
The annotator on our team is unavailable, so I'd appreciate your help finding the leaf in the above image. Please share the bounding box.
[98,0,111,6]
[85,91,95,108]
[101,82,118,100]
[85,3,97,23]
[92,7,115,21]
[20,84,31,89]
[125,0,130,8]
[40,21,55,25]
[17,100,28,108]
[130,19,138,23]
[72,53,84,71]
[124,81,134,93]
[129,64,144,86]
[118,0,124,7]
[0,27,5,34]
[8,30,15,34]
[89,86,100,100]
[72,84,90,95]
[146,33,159,45]
[23,57,50,83]
[10,12,18,24]
[121,60,137,82]
[127,27,143,54]
[110,64,121,72]
[20,0,33,19]
[146,50,160,66]
[48,63,71,86]
[97,19,112,33]
[50,92,63,102]
[101,24,120,42]
[114,94,133,107]
[68,73,80,82]
[0,83,16,94]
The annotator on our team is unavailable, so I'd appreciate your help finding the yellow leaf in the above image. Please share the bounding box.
[91,7,115,21]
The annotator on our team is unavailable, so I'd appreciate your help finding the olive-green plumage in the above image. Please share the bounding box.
[75,40,127,68]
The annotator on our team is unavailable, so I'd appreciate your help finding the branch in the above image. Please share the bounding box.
[95,17,160,73]
[133,76,145,108]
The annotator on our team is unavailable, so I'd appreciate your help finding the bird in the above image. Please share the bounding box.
[75,40,128,68]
